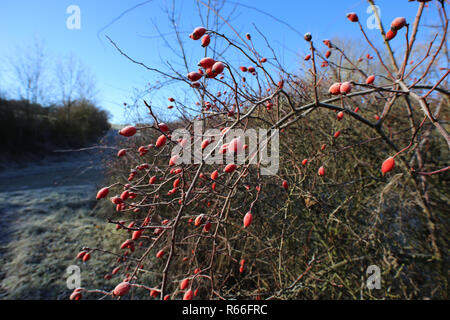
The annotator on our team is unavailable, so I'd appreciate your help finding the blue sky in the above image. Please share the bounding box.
[0,0,441,124]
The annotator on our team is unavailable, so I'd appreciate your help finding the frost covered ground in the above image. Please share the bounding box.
[0,141,123,299]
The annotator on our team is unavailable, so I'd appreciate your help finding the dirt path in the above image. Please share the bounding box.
[0,136,123,299]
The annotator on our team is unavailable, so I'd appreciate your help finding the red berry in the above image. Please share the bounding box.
[243,212,253,228]
[346,12,359,22]
[337,111,344,120]
[211,170,218,180]
[366,75,375,84]
[113,282,131,296]
[158,123,169,132]
[120,190,129,201]
[391,17,406,31]
[183,289,193,300]
[224,163,237,173]
[156,250,165,258]
[203,221,211,232]
[325,50,331,59]
[201,138,210,150]
[212,61,225,75]
[201,34,211,47]
[304,54,311,61]
[318,166,325,176]
[304,32,312,41]
[180,278,189,290]
[96,187,109,200]
[155,135,167,148]
[187,71,203,81]
[76,251,87,259]
[82,252,91,262]
[386,29,397,41]
[116,221,124,230]
[117,149,126,157]
[191,26,206,40]
[340,81,352,94]
[167,187,177,196]
[381,157,395,174]
[204,67,217,78]
[282,180,289,191]
[112,266,121,275]
[70,291,82,300]
[329,83,341,95]
[228,138,243,154]
[169,155,179,166]
[198,57,215,69]
[119,126,137,137]
[302,159,308,166]
[110,196,123,205]
[120,239,133,250]
[132,230,143,241]
[194,215,203,227]
[150,289,160,297]
[333,131,341,138]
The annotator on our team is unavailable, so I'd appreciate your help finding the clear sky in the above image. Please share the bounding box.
[0,0,442,124]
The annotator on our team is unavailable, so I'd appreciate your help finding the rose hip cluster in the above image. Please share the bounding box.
[186,27,226,87]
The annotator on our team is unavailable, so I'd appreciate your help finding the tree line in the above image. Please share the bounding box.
[0,38,111,158]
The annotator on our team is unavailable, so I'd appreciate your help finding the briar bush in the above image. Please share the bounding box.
[72,0,448,300]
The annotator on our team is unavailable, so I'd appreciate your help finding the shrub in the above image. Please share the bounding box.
[0,98,110,157]
[75,1,448,300]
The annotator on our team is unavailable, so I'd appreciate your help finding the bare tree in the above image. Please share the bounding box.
[55,54,97,104]
[8,37,51,105]
[54,53,98,120]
